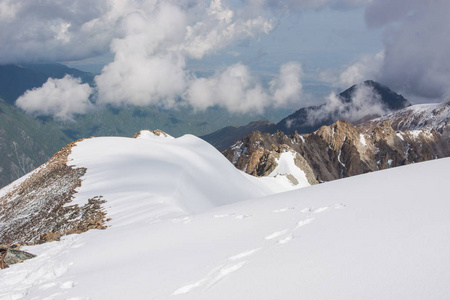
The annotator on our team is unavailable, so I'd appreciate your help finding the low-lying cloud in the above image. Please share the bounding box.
[14,0,303,119]
[16,75,93,121]
[186,62,302,113]
[306,83,390,126]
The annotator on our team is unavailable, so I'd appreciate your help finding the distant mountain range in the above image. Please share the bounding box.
[223,102,450,183]
[201,80,412,150]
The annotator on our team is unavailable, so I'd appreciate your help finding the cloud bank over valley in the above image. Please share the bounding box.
[1,0,448,120]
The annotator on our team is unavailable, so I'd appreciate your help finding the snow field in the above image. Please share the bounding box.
[0,132,449,299]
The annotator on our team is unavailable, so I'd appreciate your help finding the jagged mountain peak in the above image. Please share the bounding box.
[339,80,410,110]
[274,80,411,135]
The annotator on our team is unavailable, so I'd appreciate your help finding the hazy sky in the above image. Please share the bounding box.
[2,0,448,120]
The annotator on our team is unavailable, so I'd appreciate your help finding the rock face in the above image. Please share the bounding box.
[0,140,109,246]
[224,103,450,183]
[362,102,450,132]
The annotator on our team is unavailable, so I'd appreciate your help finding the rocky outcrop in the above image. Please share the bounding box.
[0,244,36,269]
[225,116,450,183]
[362,102,450,132]
[0,140,109,246]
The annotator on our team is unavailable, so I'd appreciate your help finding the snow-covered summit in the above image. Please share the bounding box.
[68,133,287,218]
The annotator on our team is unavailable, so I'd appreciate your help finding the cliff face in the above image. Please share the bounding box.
[224,104,450,183]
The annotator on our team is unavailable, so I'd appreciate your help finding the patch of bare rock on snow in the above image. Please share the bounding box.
[0,139,109,247]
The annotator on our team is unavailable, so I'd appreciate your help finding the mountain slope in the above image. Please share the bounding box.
[362,101,450,132]
[200,120,274,151]
[0,138,448,299]
[0,130,295,247]
[224,102,450,183]
[0,98,71,188]
[274,80,411,135]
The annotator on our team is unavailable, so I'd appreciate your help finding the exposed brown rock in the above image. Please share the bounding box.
[0,140,109,246]
[133,129,169,138]
[225,118,450,184]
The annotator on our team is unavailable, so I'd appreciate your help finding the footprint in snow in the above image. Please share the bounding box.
[7,293,25,300]
[296,218,315,229]
[334,204,346,209]
[172,262,247,296]
[264,229,288,240]
[278,235,294,244]
[300,208,312,213]
[39,282,57,290]
[172,217,192,224]
[71,243,84,249]
[60,281,76,289]
[228,248,261,261]
[314,207,329,214]
[272,207,295,213]
[42,293,63,300]
[234,214,251,220]
[213,213,236,218]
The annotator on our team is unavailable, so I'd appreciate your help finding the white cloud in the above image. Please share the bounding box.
[269,62,303,107]
[16,75,93,121]
[0,0,120,64]
[14,0,293,117]
[186,62,303,113]
[94,0,281,112]
[186,63,269,113]
[306,82,389,125]
[338,51,384,87]
[333,0,450,101]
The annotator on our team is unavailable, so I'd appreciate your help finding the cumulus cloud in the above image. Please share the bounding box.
[186,62,302,113]
[16,75,93,121]
[334,0,450,101]
[94,0,285,112]
[0,0,121,64]
[269,62,303,106]
[306,82,389,125]
[338,51,384,87]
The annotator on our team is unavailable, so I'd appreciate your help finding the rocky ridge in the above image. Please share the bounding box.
[0,139,109,246]
[224,103,450,183]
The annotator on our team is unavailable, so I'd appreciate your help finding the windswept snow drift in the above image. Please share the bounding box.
[0,132,449,300]
[68,131,288,221]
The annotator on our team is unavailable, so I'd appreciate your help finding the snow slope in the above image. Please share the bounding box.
[0,132,449,300]
[68,131,290,218]
[368,101,449,131]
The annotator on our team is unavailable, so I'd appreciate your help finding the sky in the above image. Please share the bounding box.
[1,0,449,120]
